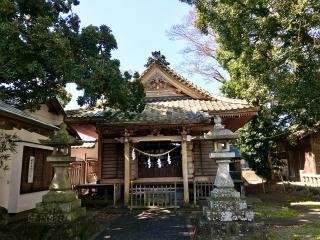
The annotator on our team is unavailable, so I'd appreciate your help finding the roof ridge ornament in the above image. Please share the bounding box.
[144,51,170,68]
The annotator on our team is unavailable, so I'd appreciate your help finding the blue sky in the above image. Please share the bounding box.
[65,0,221,110]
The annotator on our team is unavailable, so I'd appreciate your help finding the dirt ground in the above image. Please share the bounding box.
[91,190,320,240]
[94,208,194,240]
[1,188,319,240]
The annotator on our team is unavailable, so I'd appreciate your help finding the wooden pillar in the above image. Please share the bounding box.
[181,130,189,204]
[124,130,130,205]
[84,153,88,184]
[97,133,102,181]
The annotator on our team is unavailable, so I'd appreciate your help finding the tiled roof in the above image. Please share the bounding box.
[149,99,254,113]
[66,98,257,124]
[66,101,211,124]
[0,101,59,130]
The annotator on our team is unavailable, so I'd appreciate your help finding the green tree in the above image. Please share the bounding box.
[193,0,320,124]
[0,131,18,171]
[0,0,145,111]
[179,0,320,179]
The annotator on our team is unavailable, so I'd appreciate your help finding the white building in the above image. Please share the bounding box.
[0,99,74,213]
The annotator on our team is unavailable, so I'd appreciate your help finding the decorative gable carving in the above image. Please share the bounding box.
[147,74,168,90]
[140,51,216,101]
[143,70,188,98]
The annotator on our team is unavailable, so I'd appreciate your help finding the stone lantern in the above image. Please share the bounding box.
[204,116,238,193]
[29,124,86,224]
[201,116,254,237]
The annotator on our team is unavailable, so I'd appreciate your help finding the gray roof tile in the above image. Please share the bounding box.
[0,101,59,130]
[66,99,257,124]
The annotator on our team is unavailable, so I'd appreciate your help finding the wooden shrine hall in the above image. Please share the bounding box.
[66,52,259,207]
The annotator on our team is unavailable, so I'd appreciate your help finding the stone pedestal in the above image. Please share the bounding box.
[203,159,254,222]
[29,154,86,224]
[201,159,256,238]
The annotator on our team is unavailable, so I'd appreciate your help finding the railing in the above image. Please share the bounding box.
[130,182,178,209]
[300,170,320,187]
[68,163,84,188]
[193,178,214,205]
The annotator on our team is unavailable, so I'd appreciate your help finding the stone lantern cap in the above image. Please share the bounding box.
[40,123,82,149]
[204,116,238,140]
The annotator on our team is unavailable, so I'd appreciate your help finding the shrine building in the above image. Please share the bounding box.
[66,53,259,206]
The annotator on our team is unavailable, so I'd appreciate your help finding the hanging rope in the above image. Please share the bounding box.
[130,145,180,158]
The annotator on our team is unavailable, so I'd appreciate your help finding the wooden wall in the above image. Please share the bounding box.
[101,140,218,180]
[101,143,124,179]
[192,140,217,176]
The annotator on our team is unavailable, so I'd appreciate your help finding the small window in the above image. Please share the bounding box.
[216,141,227,151]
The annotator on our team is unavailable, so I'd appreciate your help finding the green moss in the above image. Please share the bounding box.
[265,222,320,240]
[252,202,298,219]
[246,197,263,204]
[282,194,311,203]
[0,212,104,240]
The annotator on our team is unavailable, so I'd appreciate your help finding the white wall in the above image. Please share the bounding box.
[71,144,98,161]
[26,104,64,126]
[0,150,12,212]
[0,128,52,213]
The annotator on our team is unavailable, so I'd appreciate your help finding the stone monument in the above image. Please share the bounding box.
[199,116,256,238]
[29,124,86,224]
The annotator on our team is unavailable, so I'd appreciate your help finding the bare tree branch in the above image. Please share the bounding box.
[167,11,227,83]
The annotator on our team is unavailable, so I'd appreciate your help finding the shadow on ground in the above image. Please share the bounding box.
[95,208,194,240]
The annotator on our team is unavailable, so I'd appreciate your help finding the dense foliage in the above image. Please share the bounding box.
[0,131,17,171]
[0,0,145,111]
[195,0,320,123]
[180,0,320,179]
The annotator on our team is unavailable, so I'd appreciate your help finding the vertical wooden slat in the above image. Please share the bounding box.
[166,185,168,207]
[147,187,150,207]
[124,137,130,205]
[152,185,155,207]
[205,182,207,198]
[193,179,197,205]
[138,185,140,206]
[135,184,137,206]
[174,182,177,207]
[113,183,116,206]
[97,136,102,180]
[130,180,133,210]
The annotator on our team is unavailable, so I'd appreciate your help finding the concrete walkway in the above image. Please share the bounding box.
[94,208,194,240]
